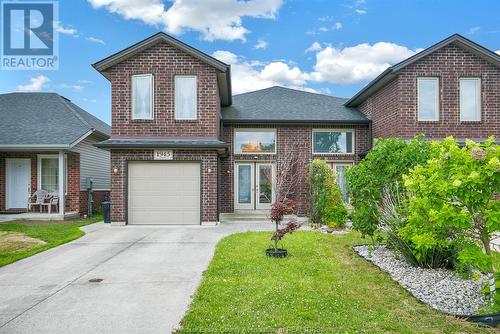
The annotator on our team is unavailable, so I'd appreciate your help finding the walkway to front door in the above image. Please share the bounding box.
[234,162,274,210]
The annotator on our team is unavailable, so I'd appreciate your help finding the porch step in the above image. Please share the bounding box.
[220,212,269,222]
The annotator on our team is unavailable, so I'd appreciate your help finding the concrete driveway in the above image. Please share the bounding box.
[0,222,273,334]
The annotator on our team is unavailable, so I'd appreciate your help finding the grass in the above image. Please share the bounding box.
[0,214,102,267]
[178,231,493,334]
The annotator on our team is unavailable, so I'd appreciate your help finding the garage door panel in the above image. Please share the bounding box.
[128,162,201,225]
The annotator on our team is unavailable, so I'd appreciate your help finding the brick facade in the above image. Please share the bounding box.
[359,43,500,139]
[220,124,370,215]
[80,190,110,214]
[108,41,220,138]
[0,152,81,213]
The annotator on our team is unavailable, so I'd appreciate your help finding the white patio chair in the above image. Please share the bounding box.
[28,190,49,212]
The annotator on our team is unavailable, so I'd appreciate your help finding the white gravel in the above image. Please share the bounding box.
[353,245,488,316]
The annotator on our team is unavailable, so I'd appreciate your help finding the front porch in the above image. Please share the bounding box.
[0,151,81,219]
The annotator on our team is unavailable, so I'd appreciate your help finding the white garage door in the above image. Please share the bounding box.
[128,162,200,225]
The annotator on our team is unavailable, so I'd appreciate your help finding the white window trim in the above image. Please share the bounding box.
[234,128,277,155]
[459,77,481,122]
[312,129,355,155]
[37,154,67,194]
[175,75,198,120]
[417,77,440,121]
[131,74,154,120]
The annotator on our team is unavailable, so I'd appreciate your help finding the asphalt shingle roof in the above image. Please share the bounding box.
[221,86,368,123]
[0,92,110,146]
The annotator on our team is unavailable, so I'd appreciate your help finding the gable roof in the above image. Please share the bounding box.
[92,32,232,105]
[0,92,110,149]
[345,34,500,107]
[222,86,369,124]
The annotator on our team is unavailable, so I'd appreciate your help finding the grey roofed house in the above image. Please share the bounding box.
[0,92,110,148]
[222,86,369,123]
[0,92,111,217]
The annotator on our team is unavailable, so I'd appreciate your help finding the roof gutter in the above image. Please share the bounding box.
[221,119,370,125]
[0,144,71,151]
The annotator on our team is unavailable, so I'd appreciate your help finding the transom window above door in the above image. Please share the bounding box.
[234,129,276,154]
[313,130,354,154]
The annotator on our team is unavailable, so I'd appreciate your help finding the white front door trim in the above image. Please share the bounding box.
[6,158,31,209]
[234,162,275,210]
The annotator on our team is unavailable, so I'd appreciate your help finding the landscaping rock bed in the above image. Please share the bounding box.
[353,245,488,316]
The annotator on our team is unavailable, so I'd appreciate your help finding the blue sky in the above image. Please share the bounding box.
[1,0,499,124]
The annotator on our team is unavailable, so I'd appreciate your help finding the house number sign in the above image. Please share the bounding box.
[154,150,173,160]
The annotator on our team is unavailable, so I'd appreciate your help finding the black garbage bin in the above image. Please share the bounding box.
[102,193,111,224]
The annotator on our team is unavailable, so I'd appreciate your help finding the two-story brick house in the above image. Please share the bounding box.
[94,33,499,225]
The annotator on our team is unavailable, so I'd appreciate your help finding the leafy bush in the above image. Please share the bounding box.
[403,136,499,294]
[307,160,348,228]
[346,136,431,238]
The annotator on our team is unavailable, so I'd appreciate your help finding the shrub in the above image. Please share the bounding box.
[403,136,500,295]
[346,136,431,238]
[307,160,348,228]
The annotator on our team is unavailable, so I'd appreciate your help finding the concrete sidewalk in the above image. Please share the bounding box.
[0,222,273,334]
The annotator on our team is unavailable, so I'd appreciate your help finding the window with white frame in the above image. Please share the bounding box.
[38,156,67,193]
[175,75,197,119]
[329,162,353,204]
[417,77,439,121]
[313,130,354,154]
[131,74,154,119]
[234,129,276,154]
[460,78,481,121]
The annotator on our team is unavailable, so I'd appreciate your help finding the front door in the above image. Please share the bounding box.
[6,159,31,209]
[235,162,274,210]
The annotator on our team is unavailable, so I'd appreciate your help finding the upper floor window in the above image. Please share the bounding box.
[313,130,354,154]
[175,75,197,120]
[417,77,439,121]
[460,78,481,121]
[234,129,276,154]
[131,74,154,120]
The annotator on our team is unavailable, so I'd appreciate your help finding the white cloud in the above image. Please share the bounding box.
[212,40,421,92]
[54,21,78,35]
[305,42,322,53]
[468,26,480,34]
[496,50,500,55]
[17,75,50,92]
[88,0,283,41]
[254,39,268,49]
[86,36,106,45]
[355,9,367,14]
[212,50,315,94]
[59,83,84,92]
[78,79,93,84]
[306,22,342,35]
[310,42,421,84]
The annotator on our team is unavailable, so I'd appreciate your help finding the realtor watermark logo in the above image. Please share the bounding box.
[1,0,59,70]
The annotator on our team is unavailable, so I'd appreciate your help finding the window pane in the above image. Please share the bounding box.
[238,165,252,204]
[175,76,197,119]
[460,79,480,121]
[132,75,152,119]
[313,131,352,153]
[235,131,276,154]
[258,165,273,204]
[335,165,350,204]
[41,158,58,193]
[418,78,438,120]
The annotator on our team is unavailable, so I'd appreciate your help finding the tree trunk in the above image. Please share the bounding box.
[480,229,496,299]
[274,221,279,251]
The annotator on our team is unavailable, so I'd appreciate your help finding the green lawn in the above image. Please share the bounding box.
[0,215,102,267]
[178,231,492,334]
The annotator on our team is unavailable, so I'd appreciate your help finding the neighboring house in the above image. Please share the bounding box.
[93,32,498,226]
[346,34,500,142]
[0,93,111,217]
